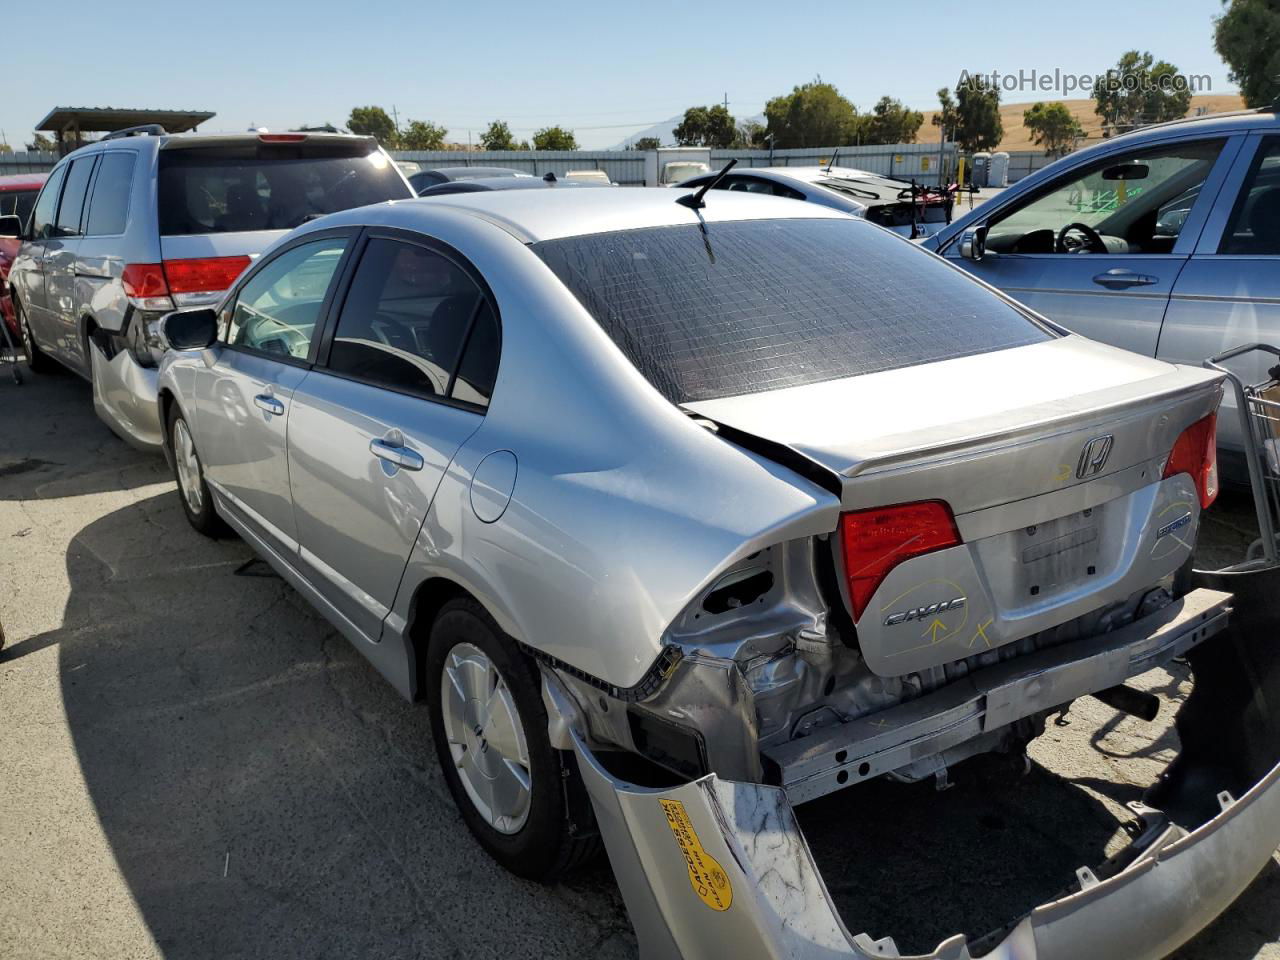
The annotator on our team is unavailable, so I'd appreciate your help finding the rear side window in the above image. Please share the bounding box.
[54,157,96,237]
[85,153,136,236]
[158,144,411,235]
[29,165,66,240]
[534,218,1051,404]
[327,238,496,406]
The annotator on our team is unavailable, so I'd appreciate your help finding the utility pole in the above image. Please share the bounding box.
[391,104,400,141]
[723,92,729,112]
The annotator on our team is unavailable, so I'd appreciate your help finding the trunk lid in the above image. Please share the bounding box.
[687,336,1225,676]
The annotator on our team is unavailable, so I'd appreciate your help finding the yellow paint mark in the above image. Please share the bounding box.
[924,617,949,644]
[659,799,733,912]
[969,618,994,649]
[1055,463,1072,484]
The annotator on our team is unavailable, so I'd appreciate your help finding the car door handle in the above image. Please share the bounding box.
[1092,269,1159,290]
[369,438,424,472]
[253,394,285,416]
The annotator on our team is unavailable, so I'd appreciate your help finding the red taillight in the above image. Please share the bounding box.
[162,256,252,294]
[121,263,169,298]
[839,500,962,621]
[259,133,306,143]
[1163,413,1219,509]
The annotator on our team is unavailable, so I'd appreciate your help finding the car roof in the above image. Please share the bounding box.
[419,176,604,195]
[69,131,379,154]
[320,186,851,243]
[426,166,530,180]
[1094,106,1280,146]
[0,173,48,191]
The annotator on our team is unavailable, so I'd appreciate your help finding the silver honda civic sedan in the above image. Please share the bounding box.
[154,188,1280,960]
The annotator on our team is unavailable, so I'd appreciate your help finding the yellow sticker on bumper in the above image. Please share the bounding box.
[659,798,733,912]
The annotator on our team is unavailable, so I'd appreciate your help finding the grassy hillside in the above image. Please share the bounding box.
[920,93,1246,153]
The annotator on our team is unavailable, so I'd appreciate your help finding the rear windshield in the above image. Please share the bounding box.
[158,143,411,235]
[533,218,1052,403]
[0,189,39,225]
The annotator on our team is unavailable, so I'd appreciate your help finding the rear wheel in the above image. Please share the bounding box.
[426,598,599,881]
[16,301,53,373]
[167,404,226,537]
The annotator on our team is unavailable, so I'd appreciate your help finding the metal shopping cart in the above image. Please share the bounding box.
[0,312,22,385]
[1204,343,1280,568]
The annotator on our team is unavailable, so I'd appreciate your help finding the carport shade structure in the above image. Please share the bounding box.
[35,107,215,154]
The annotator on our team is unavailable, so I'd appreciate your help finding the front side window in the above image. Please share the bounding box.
[1219,137,1280,256]
[534,218,1051,404]
[54,157,97,237]
[326,238,497,406]
[0,189,40,225]
[225,237,347,359]
[29,165,66,240]
[986,139,1224,255]
[84,153,137,236]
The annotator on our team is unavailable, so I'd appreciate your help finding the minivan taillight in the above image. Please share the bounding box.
[163,256,251,294]
[839,500,962,621]
[1163,413,1218,509]
[121,263,169,299]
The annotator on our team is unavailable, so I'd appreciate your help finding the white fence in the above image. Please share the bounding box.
[3,144,1060,185]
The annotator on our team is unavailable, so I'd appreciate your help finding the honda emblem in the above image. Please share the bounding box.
[1076,435,1114,479]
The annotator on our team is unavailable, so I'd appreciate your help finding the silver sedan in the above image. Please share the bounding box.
[154,187,1277,960]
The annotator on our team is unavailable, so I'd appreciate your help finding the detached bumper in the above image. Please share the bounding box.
[89,339,164,453]
[576,584,1280,960]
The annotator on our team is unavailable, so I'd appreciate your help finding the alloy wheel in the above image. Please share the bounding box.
[440,642,532,834]
[173,418,204,514]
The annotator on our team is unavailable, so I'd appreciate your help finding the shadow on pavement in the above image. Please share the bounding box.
[37,490,1280,960]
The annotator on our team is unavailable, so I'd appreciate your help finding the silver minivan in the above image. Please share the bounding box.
[3,128,413,450]
[925,106,1280,475]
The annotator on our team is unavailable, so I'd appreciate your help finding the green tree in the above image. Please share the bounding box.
[532,126,578,150]
[0,142,11,154]
[1092,51,1193,136]
[857,97,924,145]
[480,121,519,151]
[347,106,397,146]
[631,136,662,151]
[951,73,1004,152]
[398,120,448,150]
[1215,0,1280,108]
[673,104,737,148]
[25,133,56,152]
[1023,102,1085,157]
[763,79,858,148]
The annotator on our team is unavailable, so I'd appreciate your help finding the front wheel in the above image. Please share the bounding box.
[16,301,54,373]
[167,404,226,537]
[426,598,599,881]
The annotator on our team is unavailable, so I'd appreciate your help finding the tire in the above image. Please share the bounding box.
[167,403,226,537]
[16,301,54,373]
[426,597,600,881]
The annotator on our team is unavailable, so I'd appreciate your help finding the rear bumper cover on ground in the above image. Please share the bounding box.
[575,583,1280,959]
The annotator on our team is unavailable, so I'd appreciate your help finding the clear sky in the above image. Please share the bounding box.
[0,0,1238,150]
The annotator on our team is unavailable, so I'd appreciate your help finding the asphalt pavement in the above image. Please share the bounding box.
[1,369,1277,960]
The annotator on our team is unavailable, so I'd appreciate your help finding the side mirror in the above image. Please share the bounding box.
[0,215,22,239]
[959,224,988,261]
[161,308,219,351]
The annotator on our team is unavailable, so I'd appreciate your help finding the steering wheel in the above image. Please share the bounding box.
[1056,221,1106,254]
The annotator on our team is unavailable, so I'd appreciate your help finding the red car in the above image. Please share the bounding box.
[0,173,46,342]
